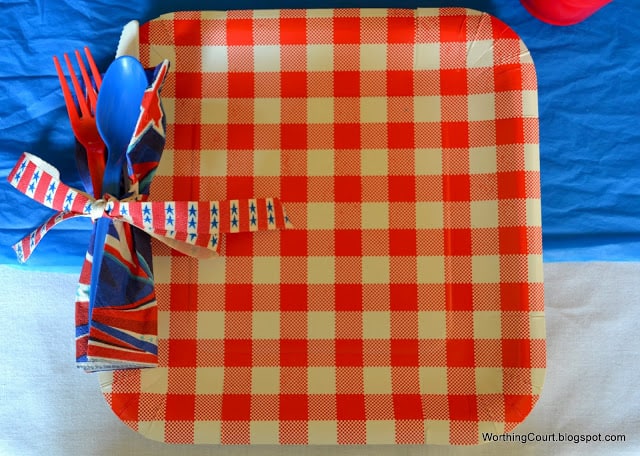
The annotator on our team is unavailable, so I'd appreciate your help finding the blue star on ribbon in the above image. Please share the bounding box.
[64,193,73,211]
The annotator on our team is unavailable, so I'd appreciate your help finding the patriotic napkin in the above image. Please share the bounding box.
[7,59,292,372]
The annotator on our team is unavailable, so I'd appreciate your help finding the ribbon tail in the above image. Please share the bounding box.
[217,198,293,234]
[13,211,83,263]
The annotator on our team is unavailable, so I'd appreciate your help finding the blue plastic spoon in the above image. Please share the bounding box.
[96,56,148,197]
[90,56,147,312]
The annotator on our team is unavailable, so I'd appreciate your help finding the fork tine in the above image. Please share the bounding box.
[74,49,98,112]
[53,55,79,123]
[63,53,91,119]
[83,47,102,91]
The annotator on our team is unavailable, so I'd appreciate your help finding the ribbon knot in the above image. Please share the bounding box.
[89,198,108,221]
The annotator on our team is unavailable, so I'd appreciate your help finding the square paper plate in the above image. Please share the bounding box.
[101,8,545,445]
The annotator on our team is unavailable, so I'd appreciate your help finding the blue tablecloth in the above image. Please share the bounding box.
[1,0,638,270]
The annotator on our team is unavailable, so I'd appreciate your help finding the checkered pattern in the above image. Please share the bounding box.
[100,8,544,445]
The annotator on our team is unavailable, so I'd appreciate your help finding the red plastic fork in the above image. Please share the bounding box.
[54,47,106,197]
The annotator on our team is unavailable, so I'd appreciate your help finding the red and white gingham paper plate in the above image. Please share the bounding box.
[100,8,545,445]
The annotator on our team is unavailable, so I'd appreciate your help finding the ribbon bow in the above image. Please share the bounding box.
[8,153,291,262]
[7,59,292,372]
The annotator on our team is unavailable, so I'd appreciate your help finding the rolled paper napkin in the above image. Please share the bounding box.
[7,59,292,372]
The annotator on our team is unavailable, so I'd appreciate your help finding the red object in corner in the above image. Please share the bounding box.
[520,0,613,26]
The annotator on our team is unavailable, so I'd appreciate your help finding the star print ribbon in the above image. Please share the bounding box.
[7,59,292,372]
[8,153,291,262]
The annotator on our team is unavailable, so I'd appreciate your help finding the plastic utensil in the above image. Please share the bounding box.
[91,56,147,311]
[53,47,106,197]
[96,56,148,197]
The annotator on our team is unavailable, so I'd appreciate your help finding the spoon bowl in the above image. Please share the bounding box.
[96,55,148,197]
